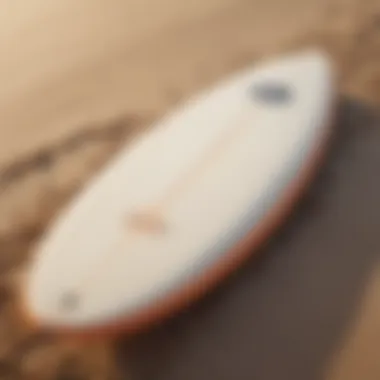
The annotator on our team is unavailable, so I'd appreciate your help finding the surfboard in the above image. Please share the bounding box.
[23,49,336,336]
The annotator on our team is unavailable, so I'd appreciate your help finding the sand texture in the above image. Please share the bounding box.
[0,0,380,379]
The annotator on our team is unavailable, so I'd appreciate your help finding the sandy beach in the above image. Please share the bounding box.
[0,0,380,379]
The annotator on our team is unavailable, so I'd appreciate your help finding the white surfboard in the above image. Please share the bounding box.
[23,49,335,335]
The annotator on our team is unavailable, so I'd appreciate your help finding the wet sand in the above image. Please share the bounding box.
[0,0,380,379]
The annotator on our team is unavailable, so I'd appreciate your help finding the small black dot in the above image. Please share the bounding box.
[250,81,293,105]
[59,291,80,312]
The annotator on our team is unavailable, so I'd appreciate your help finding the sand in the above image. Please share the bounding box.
[0,0,380,379]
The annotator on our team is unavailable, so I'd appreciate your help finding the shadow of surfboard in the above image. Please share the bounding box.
[115,97,380,380]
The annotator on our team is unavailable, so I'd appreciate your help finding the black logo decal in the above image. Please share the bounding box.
[251,82,293,105]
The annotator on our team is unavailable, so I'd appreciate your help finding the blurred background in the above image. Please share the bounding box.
[0,0,379,379]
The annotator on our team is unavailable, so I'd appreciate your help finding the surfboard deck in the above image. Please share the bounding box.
[23,48,336,336]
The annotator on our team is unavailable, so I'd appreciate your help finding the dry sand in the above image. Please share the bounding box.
[0,0,380,379]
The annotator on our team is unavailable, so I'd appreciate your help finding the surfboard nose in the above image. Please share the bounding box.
[291,48,331,66]
[291,48,333,78]
[250,48,334,92]
[247,48,334,121]
[287,49,333,81]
